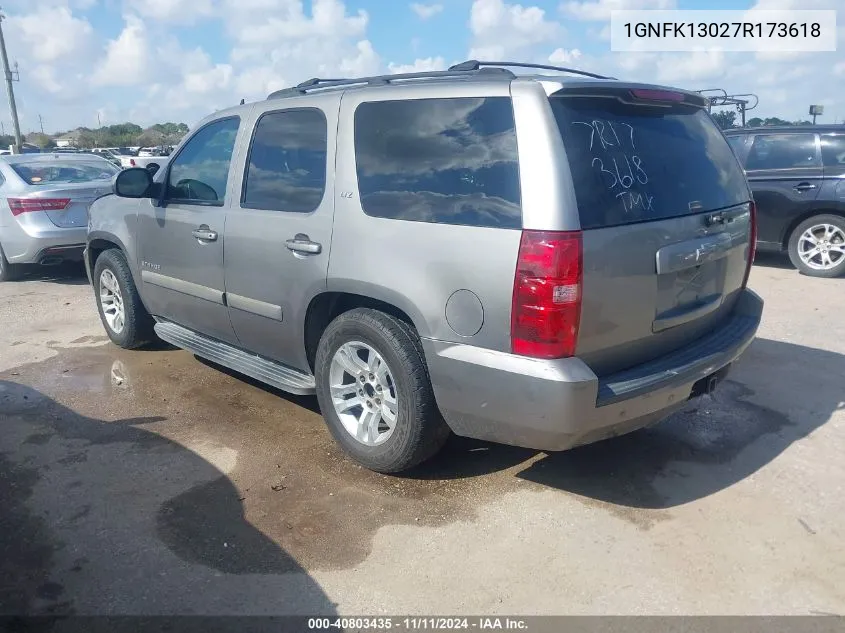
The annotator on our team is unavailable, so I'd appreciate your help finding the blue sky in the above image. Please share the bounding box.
[2,0,843,134]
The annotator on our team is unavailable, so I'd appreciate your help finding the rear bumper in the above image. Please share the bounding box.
[3,229,86,264]
[2,212,87,264]
[423,288,763,451]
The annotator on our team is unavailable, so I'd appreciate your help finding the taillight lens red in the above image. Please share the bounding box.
[630,89,685,102]
[742,201,757,288]
[130,159,136,166]
[8,198,70,217]
[512,230,583,359]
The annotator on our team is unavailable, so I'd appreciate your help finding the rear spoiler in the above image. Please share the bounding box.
[551,85,708,109]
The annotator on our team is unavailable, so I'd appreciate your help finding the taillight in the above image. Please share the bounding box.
[742,201,757,288]
[8,198,70,217]
[511,230,583,359]
[130,159,136,166]
[630,89,685,102]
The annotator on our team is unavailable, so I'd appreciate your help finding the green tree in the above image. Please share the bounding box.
[711,110,737,130]
[77,131,98,149]
[25,132,55,149]
[747,117,763,127]
[763,117,791,126]
[0,134,14,149]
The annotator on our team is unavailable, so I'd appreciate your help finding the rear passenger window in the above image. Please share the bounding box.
[354,97,521,229]
[746,134,820,170]
[242,109,328,213]
[820,135,845,167]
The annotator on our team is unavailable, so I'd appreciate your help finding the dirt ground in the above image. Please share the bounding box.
[1,255,843,616]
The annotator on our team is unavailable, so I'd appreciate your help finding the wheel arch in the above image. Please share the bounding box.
[87,232,152,315]
[303,289,423,373]
[782,208,845,250]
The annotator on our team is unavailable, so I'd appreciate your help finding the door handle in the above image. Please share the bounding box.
[285,234,322,255]
[192,226,218,241]
[793,183,817,192]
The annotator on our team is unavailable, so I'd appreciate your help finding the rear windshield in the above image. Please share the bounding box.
[11,160,119,185]
[550,96,749,229]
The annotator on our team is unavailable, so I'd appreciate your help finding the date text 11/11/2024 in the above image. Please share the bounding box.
[307,617,529,630]
[572,119,653,215]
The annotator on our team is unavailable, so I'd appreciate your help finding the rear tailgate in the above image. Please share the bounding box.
[549,87,753,376]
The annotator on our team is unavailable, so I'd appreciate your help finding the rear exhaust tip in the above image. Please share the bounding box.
[39,256,64,266]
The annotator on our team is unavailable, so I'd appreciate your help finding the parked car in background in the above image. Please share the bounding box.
[107,147,136,156]
[137,146,169,157]
[117,154,169,173]
[91,148,124,167]
[85,61,762,472]
[0,153,119,281]
[725,125,845,277]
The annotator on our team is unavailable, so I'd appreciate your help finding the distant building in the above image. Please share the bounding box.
[54,129,82,148]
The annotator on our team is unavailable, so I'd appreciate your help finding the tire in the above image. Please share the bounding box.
[0,242,22,282]
[787,214,845,278]
[314,308,450,473]
[93,249,155,348]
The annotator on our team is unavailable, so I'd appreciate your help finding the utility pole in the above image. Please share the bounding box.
[0,10,23,154]
[38,113,43,134]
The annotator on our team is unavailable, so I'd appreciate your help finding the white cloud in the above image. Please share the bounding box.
[29,66,63,94]
[468,0,560,59]
[548,48,582,64]
[1,0,96,8]
[91,16,151,87]
[338,40,381,76]
[654,50,726,83]
[128,0,216,24]
[388,57,447,74]
[7,7,94,64]
[561,0,676,21]
[410,3,444,20]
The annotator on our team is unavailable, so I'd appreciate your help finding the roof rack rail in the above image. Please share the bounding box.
[267,67,514,99]
[448,60,615,80]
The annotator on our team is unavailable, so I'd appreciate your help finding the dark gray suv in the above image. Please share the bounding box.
[725,125,845,278]
[85,61,763,472]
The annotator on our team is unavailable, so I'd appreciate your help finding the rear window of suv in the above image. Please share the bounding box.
[550,95,749,230]
[354,97,522,229]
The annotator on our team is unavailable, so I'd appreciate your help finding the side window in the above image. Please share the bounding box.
[820,135,845,167]
[242,109,327,213]
[745,133,820,171]
[353,97,522,229]
[167,117,240,204]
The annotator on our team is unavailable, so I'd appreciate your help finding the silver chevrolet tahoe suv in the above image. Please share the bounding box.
[85,61,763,473]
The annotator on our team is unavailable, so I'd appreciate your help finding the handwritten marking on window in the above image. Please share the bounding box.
[574,119,652,213]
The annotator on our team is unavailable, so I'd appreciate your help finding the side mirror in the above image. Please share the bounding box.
[114,167,153,198]
[146,163,161,176]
